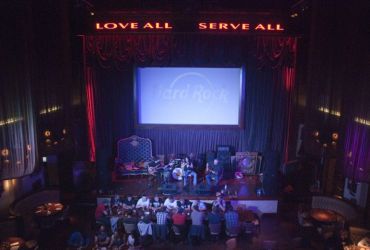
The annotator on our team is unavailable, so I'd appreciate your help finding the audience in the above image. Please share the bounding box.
[164,195,178,211]
[155,207,169,241]
[208,207,223,225]
[94,225,110,250]
[122,195,136,210]
[136,194,150,210]
[150,194,163,211]
[212,192,226,212]
[224,203,239,230]
[108,230,125,250]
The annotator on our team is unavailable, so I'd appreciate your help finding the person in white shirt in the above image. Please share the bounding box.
[163,195,178,211]
[136,195,150,209]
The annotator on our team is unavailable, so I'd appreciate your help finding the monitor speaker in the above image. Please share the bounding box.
[159,183,178,195]
[194,183,212,195]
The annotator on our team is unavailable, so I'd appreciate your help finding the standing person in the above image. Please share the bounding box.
[205,159,223,186]
[212,192,226,212]
[183,157,197,187]
[154,207,169,242]
[188,205,206,241]
[224,203,239,230]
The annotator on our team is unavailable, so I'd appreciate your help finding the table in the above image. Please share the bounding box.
[310,208,339,223]
[34,202,63,216]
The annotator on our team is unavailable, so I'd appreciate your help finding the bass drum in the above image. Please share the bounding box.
[172,167,184,181]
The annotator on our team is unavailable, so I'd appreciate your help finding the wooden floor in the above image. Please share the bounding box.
[110,173,275,201]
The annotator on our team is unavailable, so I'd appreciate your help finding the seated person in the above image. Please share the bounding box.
[164,195,178,211]
[177,198,192,211]
[183,157,197,187]
[136,194,150,210]
[95,225,110,250]
[224,203,239,230]
[109,230,125,250]
[150,194,163,212]
[111,194,123,208]
[122,195,136,210]
[205,159,223,186]
[212,192,226,212]
[207,207,223,225]
[95,202,110,220]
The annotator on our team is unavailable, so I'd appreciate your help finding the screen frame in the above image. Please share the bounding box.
[134,66,245,129]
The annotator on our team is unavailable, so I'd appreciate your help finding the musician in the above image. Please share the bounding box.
[205,158,223,186]
[183,157,197,187]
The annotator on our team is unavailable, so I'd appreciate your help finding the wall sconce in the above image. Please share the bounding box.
[44,130,51,137]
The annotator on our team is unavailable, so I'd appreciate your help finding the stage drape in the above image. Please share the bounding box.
[84,34,296,166]
[0,3,38,180]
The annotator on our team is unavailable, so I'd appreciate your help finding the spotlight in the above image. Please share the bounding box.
[90,12,94,16]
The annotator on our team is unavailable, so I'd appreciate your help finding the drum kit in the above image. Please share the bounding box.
[148,157,191,183]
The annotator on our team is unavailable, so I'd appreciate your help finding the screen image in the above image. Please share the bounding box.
[135,67,244,126]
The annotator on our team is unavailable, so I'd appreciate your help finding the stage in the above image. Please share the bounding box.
[97,174,279,214]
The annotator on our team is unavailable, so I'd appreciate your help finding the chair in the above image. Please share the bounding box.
[209,223,221,241]
[225,226,240,237]
[123,223,137,234]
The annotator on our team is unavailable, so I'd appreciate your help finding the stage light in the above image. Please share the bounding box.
[27,144,31,151]
[42,156,47,163]
[62,128,67,135]
[1,148,9,157]
[90,12,94,16]
[332,132,339,141]
[44,130,51,137]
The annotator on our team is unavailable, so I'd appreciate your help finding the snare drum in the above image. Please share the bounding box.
[172,167,184,181]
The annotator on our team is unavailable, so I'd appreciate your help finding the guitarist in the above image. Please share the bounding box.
[205,158,223,186]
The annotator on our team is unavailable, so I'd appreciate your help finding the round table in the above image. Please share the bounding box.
[310,208,338,223]
[0,237,25,250]
[34,202,63,216]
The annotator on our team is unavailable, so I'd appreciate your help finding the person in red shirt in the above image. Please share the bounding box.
[172,208,187,237]
[172,208,187,226]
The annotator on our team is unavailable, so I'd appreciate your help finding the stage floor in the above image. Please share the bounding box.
[111,174,274,201]
[100,174,279,214]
